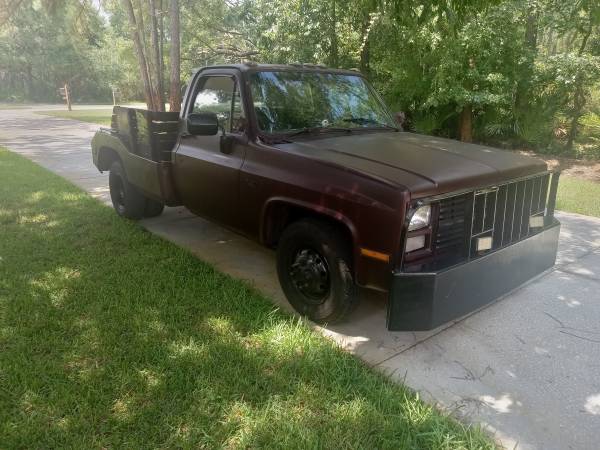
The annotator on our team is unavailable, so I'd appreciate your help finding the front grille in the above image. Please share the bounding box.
[432,193,470,268]
[405,171,559,272]
[468,172,552,257]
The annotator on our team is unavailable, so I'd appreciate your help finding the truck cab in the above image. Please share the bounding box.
[92,63,561,330]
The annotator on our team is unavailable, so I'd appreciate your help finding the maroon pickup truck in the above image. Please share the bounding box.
[91,63,561,331]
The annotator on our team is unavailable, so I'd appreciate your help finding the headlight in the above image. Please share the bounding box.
[408,205,431,231]
[405,235,426,252]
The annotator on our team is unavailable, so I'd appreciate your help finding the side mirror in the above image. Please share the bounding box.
[187,112,218,136]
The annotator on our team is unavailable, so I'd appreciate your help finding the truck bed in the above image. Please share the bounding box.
[112,106,180,162]
[92,106,182,206]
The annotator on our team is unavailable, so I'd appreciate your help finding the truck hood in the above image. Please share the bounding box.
[277,131,548,197]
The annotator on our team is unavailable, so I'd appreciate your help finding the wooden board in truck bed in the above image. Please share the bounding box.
[111,106,180,162]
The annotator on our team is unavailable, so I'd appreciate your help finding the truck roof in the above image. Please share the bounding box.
[194,63,363,76]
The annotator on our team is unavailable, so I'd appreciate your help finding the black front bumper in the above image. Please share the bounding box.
[387,220,561,331]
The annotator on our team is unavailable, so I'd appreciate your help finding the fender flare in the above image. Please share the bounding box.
[92,131,129,172]
[260,196,359,252]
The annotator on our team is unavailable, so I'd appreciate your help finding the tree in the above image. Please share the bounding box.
[168,0,181,111]
[0,1,112,103]
[514,1,539,124]
[248,0,359,67]
[2,0,599,159]
[150,0,165,110]
[562,1,600,151]
[122,0,157,109]
[118,0,180,111]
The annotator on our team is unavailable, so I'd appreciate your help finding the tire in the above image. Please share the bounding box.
[108,160,146,220]
[276,219,358,324]
[144,199,165,218]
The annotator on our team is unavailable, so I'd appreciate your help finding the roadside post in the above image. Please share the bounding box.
[111,86,120,106]
[59,84,72,111]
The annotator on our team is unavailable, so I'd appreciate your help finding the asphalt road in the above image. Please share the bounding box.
[1,105,599,449]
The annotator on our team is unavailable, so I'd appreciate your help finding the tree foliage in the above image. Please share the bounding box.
[0,1,111,102]
[1,0,599,156]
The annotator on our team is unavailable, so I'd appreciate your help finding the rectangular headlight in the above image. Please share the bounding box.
[408,205,431,231]
[406,235,426,252]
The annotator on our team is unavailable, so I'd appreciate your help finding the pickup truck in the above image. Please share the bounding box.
[91,63,561,331]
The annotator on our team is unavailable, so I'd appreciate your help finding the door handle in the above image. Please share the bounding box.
[220,134,234,154]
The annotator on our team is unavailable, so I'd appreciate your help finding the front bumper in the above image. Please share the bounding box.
[387,220,561,331]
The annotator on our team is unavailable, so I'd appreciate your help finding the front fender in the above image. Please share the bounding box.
[260,196,398,291]
[261,196,360,249]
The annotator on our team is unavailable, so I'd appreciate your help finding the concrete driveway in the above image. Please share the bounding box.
[1,105,599,450]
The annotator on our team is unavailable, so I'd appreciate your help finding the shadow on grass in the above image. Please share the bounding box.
[0,149,493,449]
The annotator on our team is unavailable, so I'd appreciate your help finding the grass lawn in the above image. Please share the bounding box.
[556,176,600,218]
[0,104,30,110]
[0,145,493,448]
[36,109,113,126]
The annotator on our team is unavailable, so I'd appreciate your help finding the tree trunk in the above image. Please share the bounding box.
[122,0,155,110]
[135,0,156,106]
[329,0,338,67]
[168,0,181,112]
[135,0,147,49]
[25,64,33,100]
[359,15,371,75]
[459,104,473,142]
[359,37,369,75]
[565,20,593,152]
[515,5,538,119]
[159,0,165,100]
[566,81,585,152]
[150,0,164,111]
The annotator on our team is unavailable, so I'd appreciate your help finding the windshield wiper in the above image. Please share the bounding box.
[342,116,398,130]
[285,126,353,139]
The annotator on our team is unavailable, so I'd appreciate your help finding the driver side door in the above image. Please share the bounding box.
[174,73,247,228]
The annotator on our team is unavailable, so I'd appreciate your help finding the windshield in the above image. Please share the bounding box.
[249,71,396,134]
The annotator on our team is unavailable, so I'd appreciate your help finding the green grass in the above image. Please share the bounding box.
[0,146,494,448]
[557,176,600,218]
[36,109,113,126]
[0,104,30,110]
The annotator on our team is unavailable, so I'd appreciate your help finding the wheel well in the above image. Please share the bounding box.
[264,202,355,254]
[97,147,121,172]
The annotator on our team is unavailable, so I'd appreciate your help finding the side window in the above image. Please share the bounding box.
[191,76,245,133]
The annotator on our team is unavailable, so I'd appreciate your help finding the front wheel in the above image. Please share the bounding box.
[276,219,358,324]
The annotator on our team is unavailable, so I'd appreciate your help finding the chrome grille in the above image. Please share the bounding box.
[433,193,470,268]
[416,171,559,272]
[467,173,551,257]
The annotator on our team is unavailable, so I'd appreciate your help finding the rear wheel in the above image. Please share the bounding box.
[277,219,358,324]
[109,160,146,219]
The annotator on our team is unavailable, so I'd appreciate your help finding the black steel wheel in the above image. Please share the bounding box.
[289,248,331,303]
[108,160,145,219]
[277,219,358,324]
